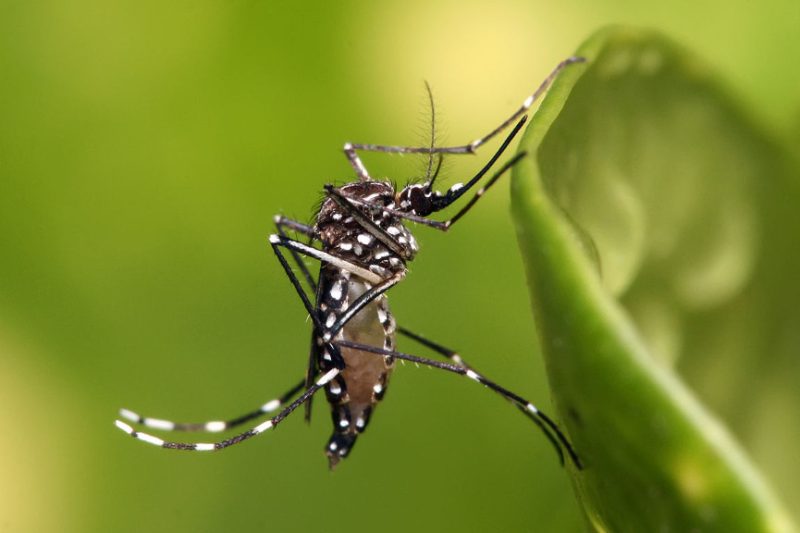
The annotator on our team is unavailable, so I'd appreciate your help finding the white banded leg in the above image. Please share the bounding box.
[118,378,307,434]
[115,369,340,451]
[334,339,582,469]
[269,235,382,285]
[342,57,585,180]
[274,215,319,294]
[397,326,570,465]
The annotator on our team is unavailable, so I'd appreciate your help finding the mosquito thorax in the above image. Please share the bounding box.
[317,180,419,273]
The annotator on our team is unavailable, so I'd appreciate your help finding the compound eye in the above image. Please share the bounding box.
[409,187,432,216]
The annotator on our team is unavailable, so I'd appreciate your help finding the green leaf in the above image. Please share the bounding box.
[512,27,798,532]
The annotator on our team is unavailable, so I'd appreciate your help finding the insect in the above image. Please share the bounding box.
[116,57,584,470]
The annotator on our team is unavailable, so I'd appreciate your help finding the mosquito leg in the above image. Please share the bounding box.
[115,369,340,451]
[344,57,584,158]
[274,215,318,293]
[274,215,316,238]
[270,236,326,330]
[397,326,568,464]
[270,235,383,286]
[119,377,307,433]
[343,142,373,181]
[334,339,582,469]
[398,327,469,367]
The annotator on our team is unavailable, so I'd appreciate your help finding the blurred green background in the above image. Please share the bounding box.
[1,1,798,532]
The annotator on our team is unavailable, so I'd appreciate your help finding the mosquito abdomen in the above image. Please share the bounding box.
[321,274,396,468]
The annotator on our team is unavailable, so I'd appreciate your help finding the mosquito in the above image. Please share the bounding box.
[116,56,585,470]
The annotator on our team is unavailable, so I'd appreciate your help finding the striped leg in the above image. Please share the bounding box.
[118,377,307,434]
[342,57,585,181]
[274,215,318,294]
[334,339,582,469]
[398,326,569,465]
[114,369,340,451]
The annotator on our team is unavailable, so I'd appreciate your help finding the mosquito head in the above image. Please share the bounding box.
[397,183,433,216]
[397,176,462,217]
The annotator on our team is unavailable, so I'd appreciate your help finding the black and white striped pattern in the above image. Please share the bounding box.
[118,378,305,434]
[333,339,581,468]
[115,370,339,451]
[342,57,585,182]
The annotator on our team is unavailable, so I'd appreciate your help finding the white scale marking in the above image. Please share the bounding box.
[144,417,175,431]
[450,182,464,193]
[332,213,343,221]
[194,443,215,451]
[353,244,363,255]
[523,94,534,108]
[526,404,539,414]
[261,399,281,412]
[329,282,343,301]
[254,420,274,434]
[355,417,366,429]
[270,235,381,284]
[466,370,481,382]
[369,264,389,276]
[325,313,336,328]
[374,250,390,260]
[119,408,139,422]
[115,420,134,434]
[357,233,373,245]
[137,432,165,447]
[339,418,350,428]
[317,369,339,386]
[329,382,342,395]
[339,242,353,251]
[376,308,388,324]
[373,383,383,395]
[387,226,401,236]
[205,421,227,432]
